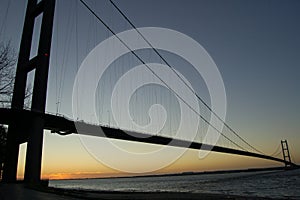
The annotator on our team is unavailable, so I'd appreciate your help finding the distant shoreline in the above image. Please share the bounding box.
[51,166,291,181]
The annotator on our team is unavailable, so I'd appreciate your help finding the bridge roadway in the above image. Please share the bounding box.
[0,108,295,166]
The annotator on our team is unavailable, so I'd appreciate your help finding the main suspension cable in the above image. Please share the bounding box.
[109,0,266,155]
[79,0,247,151]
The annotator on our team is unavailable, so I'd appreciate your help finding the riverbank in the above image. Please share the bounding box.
[2,168,299,199]
[0,183,272,200]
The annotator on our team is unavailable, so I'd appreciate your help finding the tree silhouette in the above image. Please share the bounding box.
[0,42,15,180]
[0,41,31,179]
[0,41,31,108]
[0,125,7,180]
[0,41,16,107]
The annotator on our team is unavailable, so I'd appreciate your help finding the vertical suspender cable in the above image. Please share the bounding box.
[79,0,247,151]
[109,0,265,155]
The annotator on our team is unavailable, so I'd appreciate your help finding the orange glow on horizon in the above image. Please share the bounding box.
[14,133,297,181]
[42,171,104,180]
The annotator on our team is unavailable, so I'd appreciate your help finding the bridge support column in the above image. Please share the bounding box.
[2,0,55,184]
[281,140,292,168]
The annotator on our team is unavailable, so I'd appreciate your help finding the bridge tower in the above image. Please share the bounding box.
[2,0,55,183]
[281,140,292,168]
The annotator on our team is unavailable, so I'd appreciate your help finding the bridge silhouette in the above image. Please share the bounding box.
[1,106,296,183]
[0,107,293,166]
[0,0,297,185]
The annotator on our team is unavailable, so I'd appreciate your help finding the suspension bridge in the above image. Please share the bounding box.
[0,0,297,185]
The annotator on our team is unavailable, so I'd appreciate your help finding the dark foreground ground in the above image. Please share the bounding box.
[0,183,276,200]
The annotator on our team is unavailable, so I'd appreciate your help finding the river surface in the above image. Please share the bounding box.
[50,169,300,199]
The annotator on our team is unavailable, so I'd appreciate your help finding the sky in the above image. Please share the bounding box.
[0,0,299,180]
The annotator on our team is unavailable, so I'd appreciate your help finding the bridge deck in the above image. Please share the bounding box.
[0,108,295,166]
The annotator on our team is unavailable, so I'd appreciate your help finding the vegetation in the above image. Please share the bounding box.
[0,42,15,179]
[0,125,7,179]
[0,41,32,179]
[0,41,16,108]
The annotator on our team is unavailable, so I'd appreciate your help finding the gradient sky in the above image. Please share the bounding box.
[0,0,299,180]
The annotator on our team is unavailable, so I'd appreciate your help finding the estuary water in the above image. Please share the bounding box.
[50,169,300,199]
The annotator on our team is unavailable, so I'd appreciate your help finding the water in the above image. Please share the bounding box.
[50,169,300,199]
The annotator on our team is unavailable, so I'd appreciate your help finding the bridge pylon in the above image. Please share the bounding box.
[2,0,55,184]
[281,140,292,168]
